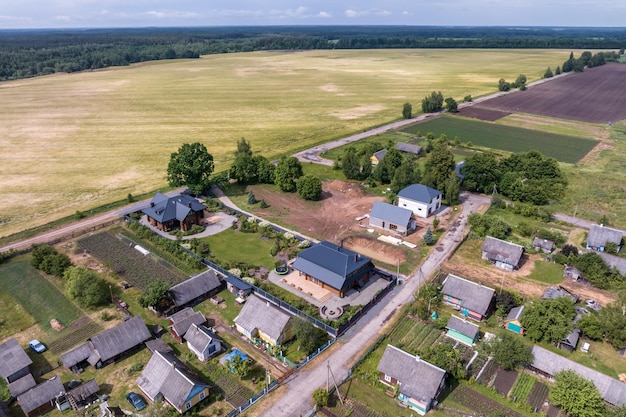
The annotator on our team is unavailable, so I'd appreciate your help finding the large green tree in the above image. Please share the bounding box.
[550,370,606,417]
[374,148,403,184]
[228,353,250,379]
[423,141,456,195]
[421,91,444,113]
[520,297,575,343]
[391,160,421,193]
[461,152,502,194]
[420,343,466,379]
[274,156,303,192]
[484,333,533,370]
[254,155,275,184]
[167,142,214,195]
[64,266,109,308]
[402,102,412,119]
[296,175,323,201]
[292,317,326,355]
[138,280,171,311]
[341,147,361,180]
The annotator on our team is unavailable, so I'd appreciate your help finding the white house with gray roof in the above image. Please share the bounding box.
[185,324,221,362]
[233,295,293,346]
[377,344,446,415]
[586,224,623,253]
[397,184,442,218]
[441,274,495,321]
[137,350,209,414]
[482,236,524,271]
[369,201,415,236]
[529,345,626,406]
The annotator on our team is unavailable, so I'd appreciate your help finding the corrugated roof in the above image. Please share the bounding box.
[90,316,151,362]
[395,142,422,155]
[8,374,36,397]
[292,241,373,292]
[141,192,207,224]
[441,274,495,316]
[169,311,205,338]
[60,342,92,368]
[531,345,626,406]
[542,286,578,302]
[532,237,555,251]
[506,305,524,322]
[185,324,220,353]
[0,338,32,379]
[234,295,291,342]
[376,345,446,402]
[170,269,221,307]
[167,307,195,324]
[397,184,441,203]
[69,379,99,402]
[17,377,65,415]
[587,224,623,248]
[373,149,388,161]
[599,252,626,276]
[482,236,524,267]
[446,316,480,339]
[369,201,412,227]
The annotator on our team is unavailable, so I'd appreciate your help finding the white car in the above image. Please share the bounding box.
[28,339,46,353]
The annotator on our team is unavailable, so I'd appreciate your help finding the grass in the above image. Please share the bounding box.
[526,260,564,284]
[202,228,277,270]
[0,49,575,238]
[0,287,35,339]
[195,288,243,324]
[400,115,598,163]
[0,259,82,332]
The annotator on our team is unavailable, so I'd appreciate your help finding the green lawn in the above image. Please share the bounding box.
[401,115,598,163]
[0,260,82,331]
[526,260,565,284]
[0,288,35,339]
[202,229,277,270]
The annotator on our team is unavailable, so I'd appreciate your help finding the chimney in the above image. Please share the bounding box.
[188,202,192,208]
[354,254,358,262]
[150,202,155,207]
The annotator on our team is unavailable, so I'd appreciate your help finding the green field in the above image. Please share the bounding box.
[401,115,598,163]
[0,49,576,238]
[201,228,277,269]
[0,260,82,331]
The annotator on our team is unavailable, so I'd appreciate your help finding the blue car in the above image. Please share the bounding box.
[28,339,46,353]
[126,392,147,411]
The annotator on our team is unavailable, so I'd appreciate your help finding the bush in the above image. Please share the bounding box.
[228,268,242,277]
[299,240,311,249]
[259,200,269,208]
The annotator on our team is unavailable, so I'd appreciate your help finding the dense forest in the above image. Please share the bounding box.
[1,26,626,81]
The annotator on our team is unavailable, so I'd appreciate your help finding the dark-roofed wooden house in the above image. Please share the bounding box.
[369,201,415,236]
[377,345,446,415]
[142,192,207,232]
[137,350,209,414]
[532,237,555,253]
[441,274,495,321]
[445,316,480,346]
[529,345,626,406]
[292,241,375,298]
[233,295,293,346]
[17,377,65,417]
[167,308,206,343]
[8,374,36,398]
[88,316,151,367]
[169,269,222,310]
[185,324,222,362]
[481,236,524,271]
[397,184,442,218]
[0,338,32,384]
[558,328,581,353]
[67,379,100,409]
[505,306,525,335]
[586,224,623,253]
[395,142,422,156]
[60,342,93,373]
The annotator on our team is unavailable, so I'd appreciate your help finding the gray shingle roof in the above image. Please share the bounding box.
[599,252,626,276]
[482,236,524,267]
[234,295,292,342]
[560,329,580,349]
[587,224,623,248]
[532,237,555,251]
[145,339,173,354]
[169,311,205,338]
[441,274,495,316]
[170,269,221,307]
[373,149,388,161]
[90,316,151,362]
[60,342,92,368]
[292,241,373,291]
[397,184,441,203]
[137,351,208,410]
[506,305,525,322]
[531,345,626,406]
[141,192,206,224]
[369,201,412,227]
[395,142,422,155]
[377,345,446,403]
[0,338,32,379]
[8,374,36,397]
[185,324,220,353]
[167,307,195,324]
[446,316,480,339]
[69,379,99,402]
[17,377,65,415]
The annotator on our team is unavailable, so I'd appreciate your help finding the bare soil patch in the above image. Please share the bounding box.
[342,235,406,265]
[456,106,511,121]
[493,369,518,396]
[472,64,626,124]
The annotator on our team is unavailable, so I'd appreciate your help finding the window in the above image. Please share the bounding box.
[185,402,192,411]
[389,224,398,230]
[199,392,205,401]
[384,374,392,383]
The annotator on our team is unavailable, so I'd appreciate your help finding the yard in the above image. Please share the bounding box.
[200,228,278,270]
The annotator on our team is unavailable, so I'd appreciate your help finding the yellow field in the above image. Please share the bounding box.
[0,49,573,237]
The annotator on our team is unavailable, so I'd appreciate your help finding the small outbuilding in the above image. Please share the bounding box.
[532,237,555,253]
[445,316,480,346]
[369,201,415,236]
[370,149,388,166]
[505,306,525,335]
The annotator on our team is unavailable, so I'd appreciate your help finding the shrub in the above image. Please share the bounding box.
[259,200,269,208]
[228,268,242,277]
[299,239,311,249]
[283,232,295,242]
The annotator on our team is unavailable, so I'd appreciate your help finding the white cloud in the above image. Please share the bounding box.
[145,10,199,19]
[345,8,392,18]
[54,15,71,22]
[268,6,332,20]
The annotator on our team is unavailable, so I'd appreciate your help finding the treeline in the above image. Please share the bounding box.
[1,26,626,81]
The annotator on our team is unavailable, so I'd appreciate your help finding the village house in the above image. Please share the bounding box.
[0,338,36,397]
[598,252,626,276]
[395,142,422,157]
[532,237,555,253]
[185,324,222,362]
[441,274,495,321]
[558,328,581,353]
[142,192,207,232]
[368,201,415,236]
[529,345,626,406]
[137,350,210,414]
[233,295,293,346]
[370,149,388,166]
[169,269,222,311]
[167,308,206,343]
[397,184,442,218]
[376,344,446,416]
[586,223,623,253]
[505,306,525,335]
[445,316,480,346]
[16,377,64,417]
[481,236,524,271]
[292,240,375,298]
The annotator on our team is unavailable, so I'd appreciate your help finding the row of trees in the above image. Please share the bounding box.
[420,91,458,114]
[497,74,527,92]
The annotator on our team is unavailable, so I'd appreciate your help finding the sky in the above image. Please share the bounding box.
[0,0,625,29]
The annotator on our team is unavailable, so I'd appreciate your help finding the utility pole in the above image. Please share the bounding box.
[328,362,344,405]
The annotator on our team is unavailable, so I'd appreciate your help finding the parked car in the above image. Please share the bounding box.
[67,379,82,389]
[126,392,147,411]
[28,339,46,353]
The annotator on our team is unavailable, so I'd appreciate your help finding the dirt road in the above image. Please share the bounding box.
[257,192,491,417]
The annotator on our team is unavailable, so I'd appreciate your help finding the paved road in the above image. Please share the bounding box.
[259,192,491,417]
[553,213,594,230]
